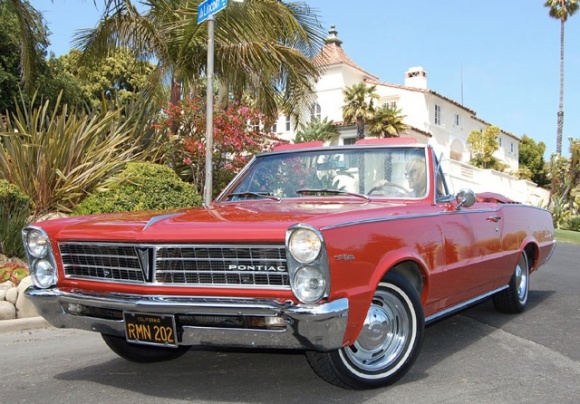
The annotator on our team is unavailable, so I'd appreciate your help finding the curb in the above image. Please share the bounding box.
[0,317,51,334]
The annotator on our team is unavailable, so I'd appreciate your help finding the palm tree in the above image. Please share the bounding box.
[369,105,408,138]
[342,83,379,140]
[545,0,579,156]
[74,0,325,120]
[295,117,339,143]
[0,0,49,92]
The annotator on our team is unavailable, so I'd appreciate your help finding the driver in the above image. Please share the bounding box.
[405,158,427,197]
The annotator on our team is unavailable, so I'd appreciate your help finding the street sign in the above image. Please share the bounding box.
[197,0,228,24]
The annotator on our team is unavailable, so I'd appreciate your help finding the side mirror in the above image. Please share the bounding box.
[455,189,476,210]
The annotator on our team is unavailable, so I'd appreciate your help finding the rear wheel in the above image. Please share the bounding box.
[493,252,529,313]
[101,334,190,363]
[306,272,424,389]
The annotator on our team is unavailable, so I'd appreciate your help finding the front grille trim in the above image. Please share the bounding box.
[59,242,290,289]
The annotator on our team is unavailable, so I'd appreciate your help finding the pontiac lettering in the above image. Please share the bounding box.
[228,264,286,272]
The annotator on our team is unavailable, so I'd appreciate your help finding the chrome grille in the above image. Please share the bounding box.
[59,242,289,289]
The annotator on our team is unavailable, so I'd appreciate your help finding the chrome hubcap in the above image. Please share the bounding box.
[344,288,411,372]
[515,261,529,302]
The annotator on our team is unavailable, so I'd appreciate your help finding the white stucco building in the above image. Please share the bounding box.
[274,26,519,171]
[270,27,549,205]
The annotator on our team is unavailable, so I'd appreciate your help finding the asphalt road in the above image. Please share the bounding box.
[1,244,579,404]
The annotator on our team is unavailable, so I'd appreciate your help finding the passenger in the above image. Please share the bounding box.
[405,158,427,197]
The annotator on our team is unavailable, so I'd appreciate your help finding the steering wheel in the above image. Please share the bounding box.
[368,182,410,196]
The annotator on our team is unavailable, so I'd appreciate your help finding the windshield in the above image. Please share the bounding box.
[223,147,429,200]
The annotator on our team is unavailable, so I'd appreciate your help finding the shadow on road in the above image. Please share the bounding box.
[52,288,555,402]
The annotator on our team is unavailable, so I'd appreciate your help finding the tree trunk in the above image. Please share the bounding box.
[356,117,365,140]
[556,19,565,156]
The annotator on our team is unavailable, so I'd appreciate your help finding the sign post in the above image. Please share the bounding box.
[198,0,228,206]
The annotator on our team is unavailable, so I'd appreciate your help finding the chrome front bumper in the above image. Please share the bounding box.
[25,287,349,351]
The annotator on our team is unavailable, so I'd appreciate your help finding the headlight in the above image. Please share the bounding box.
[31,259,58,288]
[293,266,326,303]
[25,229,50,258]
[288,228,322,264]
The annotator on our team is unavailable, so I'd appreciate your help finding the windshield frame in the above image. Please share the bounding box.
[215,144,433,203]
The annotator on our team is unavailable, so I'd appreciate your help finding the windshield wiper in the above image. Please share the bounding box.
[227,192,281,201]
[296,188,370,202]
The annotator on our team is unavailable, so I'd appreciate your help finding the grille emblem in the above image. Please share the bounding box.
[136,247,153,282]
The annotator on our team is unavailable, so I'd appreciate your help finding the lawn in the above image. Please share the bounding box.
[555,229,580,245]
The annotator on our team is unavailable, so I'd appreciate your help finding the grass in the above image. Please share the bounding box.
[555,229,580,245]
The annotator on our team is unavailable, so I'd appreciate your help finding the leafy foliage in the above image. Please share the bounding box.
[467,125,505,170]
[0,180,32,259]
[74,163,201,215]
[342,83,379,140]
[151,91,280,198]
[295,117,339,143]
[0,93,158,216]
[518,135,548,186]
[75,0,325,121]
[368,105,408,138]
[58,48,157,111]
[548,137,580,228]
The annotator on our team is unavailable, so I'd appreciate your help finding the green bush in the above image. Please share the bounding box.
[561,216,580,232]
[0,180,33,259]
[73,163,202,215]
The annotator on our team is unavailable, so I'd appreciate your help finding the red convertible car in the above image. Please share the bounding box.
[23,138,555,389]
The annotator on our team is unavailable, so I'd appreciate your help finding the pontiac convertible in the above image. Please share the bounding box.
[23,138,555,389]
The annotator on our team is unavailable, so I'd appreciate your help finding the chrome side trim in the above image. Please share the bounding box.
[425,286,508,325]
[321,207,504,231]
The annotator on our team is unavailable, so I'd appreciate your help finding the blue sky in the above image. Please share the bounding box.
[31,0,580,158]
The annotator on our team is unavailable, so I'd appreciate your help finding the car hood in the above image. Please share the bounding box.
[37,200,410,243]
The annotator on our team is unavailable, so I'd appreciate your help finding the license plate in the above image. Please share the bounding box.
[123,312,178,348]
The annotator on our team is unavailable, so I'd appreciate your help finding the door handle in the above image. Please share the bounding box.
[486,216,501,223]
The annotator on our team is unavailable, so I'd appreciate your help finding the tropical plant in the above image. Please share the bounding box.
[368,104,408,138]
[74,0,325,121]
[548,137,580,219]
[74,162,201,215]
[0,0,48,92]
[295,117,339,143]
[0,93,160,216]
[342,83,379,140]
[545,0,579,156]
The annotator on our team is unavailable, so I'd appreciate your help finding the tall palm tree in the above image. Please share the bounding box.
[369,105,408,138]
[0,0,48,91]
[75,0,325,120]
[545,0,579,156]
[342,83,378,140]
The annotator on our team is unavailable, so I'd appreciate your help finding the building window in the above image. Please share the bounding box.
[272,122,277,133]
[285,116,291,131]
[510,142,514,153]
[498,137,502,147]
[310,103,321,122]
[343,137,356,145]
[435,104,441,125]
[453,113,460,127]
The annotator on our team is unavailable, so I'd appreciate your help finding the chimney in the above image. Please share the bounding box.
[405,66,427,89]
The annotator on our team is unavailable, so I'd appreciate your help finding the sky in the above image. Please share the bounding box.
[30,0,580,158]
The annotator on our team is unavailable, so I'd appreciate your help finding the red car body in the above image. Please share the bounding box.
[23,138,555,389]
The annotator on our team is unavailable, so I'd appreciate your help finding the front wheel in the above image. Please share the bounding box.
[101,334,190,363]
[306,272,425,389]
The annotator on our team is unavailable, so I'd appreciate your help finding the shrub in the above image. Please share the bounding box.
[561,215,580,232]
[0,180,33,259]
[0,262,29,286]
[73,163,202,215]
